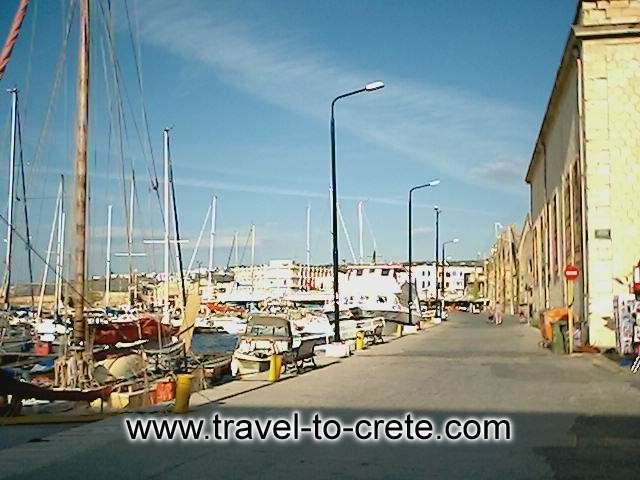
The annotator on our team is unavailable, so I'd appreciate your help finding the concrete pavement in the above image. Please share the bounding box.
[1,313,640,479]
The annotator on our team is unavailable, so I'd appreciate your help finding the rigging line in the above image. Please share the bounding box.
[26,0,77,243]
[25,0,76,184]
[124,0,158,190]
[99,0,132,254]
[100,38,115,210]
[362,206,378,258]
[97,0,157,189]
[21,0,37,119]
[168,153,186,307]
[238,227,252,266]
[96,0,164,224]
[187,203,211,272]
[0,211,94,311]
[225,234,235,271]
[16,102,35,307]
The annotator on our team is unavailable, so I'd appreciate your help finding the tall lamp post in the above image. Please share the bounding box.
[434,206,441,318]
[440,238,459,314]
[408,181,440,325]
[330,81,384,341]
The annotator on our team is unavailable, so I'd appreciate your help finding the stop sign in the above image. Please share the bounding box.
[564,264,579,281]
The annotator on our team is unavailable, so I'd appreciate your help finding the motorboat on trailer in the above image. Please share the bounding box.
[231,315,294,376]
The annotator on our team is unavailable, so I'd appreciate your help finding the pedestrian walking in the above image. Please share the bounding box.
[494,302,503,326]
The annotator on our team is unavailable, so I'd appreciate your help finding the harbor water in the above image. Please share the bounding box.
[191,332,238,354]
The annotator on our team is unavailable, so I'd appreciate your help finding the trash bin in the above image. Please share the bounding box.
[551,323,566,354]
[355,331,365,350]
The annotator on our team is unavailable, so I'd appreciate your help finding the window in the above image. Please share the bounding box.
[446,282,450,288]
[428,271,431,276]
[356,269,363,276]
[422,271,425,276]
[428,281,431,287]
[446,272,451,277]
[422,281,425,289]
[381,269,390,276]
[369,268,375,273]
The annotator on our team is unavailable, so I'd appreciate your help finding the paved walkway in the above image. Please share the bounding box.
[1,313,640,479]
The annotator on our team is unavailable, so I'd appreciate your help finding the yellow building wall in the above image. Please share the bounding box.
[582,36,640,347]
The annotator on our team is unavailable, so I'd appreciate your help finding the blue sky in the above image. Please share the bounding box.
[0,0,577,278]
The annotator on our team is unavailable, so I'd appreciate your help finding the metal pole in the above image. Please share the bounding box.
[330,103,340,340]
[408,191,413,325]
[328,84,382,341]
[407,184,438,324]
[72,0,89,345]
[208,195,216,283]
[2,88,18,309]
[434,208,440,317]
[441,243,446,306]
[105,204,112,308]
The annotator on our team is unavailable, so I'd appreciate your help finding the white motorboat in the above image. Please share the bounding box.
[195,315,247,334]
[231,315,293,376]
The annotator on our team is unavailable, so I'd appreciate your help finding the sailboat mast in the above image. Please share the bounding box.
[306,204,310,267]
[104,204,112,308]
[59,211,66,314]
[127,176,135,280]
[250,224,255,292]
[37,179,62,319]
[163,128,170,322]
[208,195,216,283]
[54,196,64,316]
[234,231,239,267]
[72,0,90,344]
[358,201,364,264]
[2,89,18,309]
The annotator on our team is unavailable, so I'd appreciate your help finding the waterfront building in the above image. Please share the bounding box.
[524,0,640,347]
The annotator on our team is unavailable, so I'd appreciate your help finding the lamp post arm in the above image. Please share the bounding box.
[332,88,367,112]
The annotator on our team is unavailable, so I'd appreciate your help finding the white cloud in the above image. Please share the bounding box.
[134,0,534,194]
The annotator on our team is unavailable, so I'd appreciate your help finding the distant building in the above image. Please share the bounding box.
[485,225,519,315]
[229,260,333,299]
[402,261,485,301]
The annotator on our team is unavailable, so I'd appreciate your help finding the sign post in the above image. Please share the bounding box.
[564,265,580,354]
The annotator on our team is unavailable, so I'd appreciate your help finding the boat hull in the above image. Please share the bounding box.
[232,353,271,375]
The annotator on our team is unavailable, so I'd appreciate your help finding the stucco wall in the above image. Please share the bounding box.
[528,61,580,322]
[582,36,640,347]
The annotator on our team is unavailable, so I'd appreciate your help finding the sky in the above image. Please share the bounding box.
[0,0,578,279]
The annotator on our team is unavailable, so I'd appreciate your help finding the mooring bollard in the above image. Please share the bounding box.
[268,354,283,382]
[355,331,365,350]
[173,374,194,414]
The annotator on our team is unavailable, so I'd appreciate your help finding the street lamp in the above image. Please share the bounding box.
[434,206,441,318]
[408,180,440,325]
[440,238,459,315]
[330,81,384,341]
